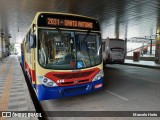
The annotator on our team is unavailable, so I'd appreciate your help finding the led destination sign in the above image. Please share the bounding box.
[38,13,100,30]
[47,18,93,29]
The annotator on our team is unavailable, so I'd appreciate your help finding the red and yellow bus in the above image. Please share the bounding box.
[21,12,104,101]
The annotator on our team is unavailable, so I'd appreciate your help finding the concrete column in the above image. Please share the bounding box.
[115,20,120,39]
[0,36,2,58]
[3,39,5,52]
[155,25,160,64]
[124,24,128,56]
[5,40,9,56]
[150,39,152,55]
[0,36,4,58]
[2,37,4,54]
[155,35,160,63]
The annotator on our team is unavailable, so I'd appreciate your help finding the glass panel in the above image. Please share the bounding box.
[75,32,101,68]
[38,29,101,70]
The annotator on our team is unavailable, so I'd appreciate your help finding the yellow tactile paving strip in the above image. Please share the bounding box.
[0,56,38,120]
[0,61,14,120]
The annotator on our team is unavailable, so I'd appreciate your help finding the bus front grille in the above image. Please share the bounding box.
[53,70,94,79]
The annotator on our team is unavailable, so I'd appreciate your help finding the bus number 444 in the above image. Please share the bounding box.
[57,79,65,83]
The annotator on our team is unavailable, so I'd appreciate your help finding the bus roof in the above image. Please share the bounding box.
[35,12,97,21]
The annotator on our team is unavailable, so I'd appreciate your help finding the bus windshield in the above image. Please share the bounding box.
[38,29,102,70]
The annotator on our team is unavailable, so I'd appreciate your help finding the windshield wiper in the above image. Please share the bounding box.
[81,30,90,43]
[81,30,94,65]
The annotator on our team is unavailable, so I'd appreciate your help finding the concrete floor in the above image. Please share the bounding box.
[41,64,160,120]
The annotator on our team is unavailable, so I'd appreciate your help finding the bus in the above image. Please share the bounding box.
[102,38,125,64]
[21,12,104,101]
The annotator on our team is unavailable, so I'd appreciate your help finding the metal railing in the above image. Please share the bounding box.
[127,42,155,57]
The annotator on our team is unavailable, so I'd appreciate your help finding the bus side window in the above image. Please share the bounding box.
[26,30,32,53]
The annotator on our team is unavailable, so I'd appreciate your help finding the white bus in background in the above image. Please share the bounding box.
[102,38,126,64]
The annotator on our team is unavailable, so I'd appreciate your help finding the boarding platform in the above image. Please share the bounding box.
[0,55,38,120]
[124,59,160,69]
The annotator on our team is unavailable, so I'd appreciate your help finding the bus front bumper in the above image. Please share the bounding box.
[37,78,103,101]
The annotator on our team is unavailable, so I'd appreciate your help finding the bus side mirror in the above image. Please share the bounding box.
[30,34,36,48]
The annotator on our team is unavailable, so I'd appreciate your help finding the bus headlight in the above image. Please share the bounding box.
[38,76,58,87]
[92,70,104,82]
